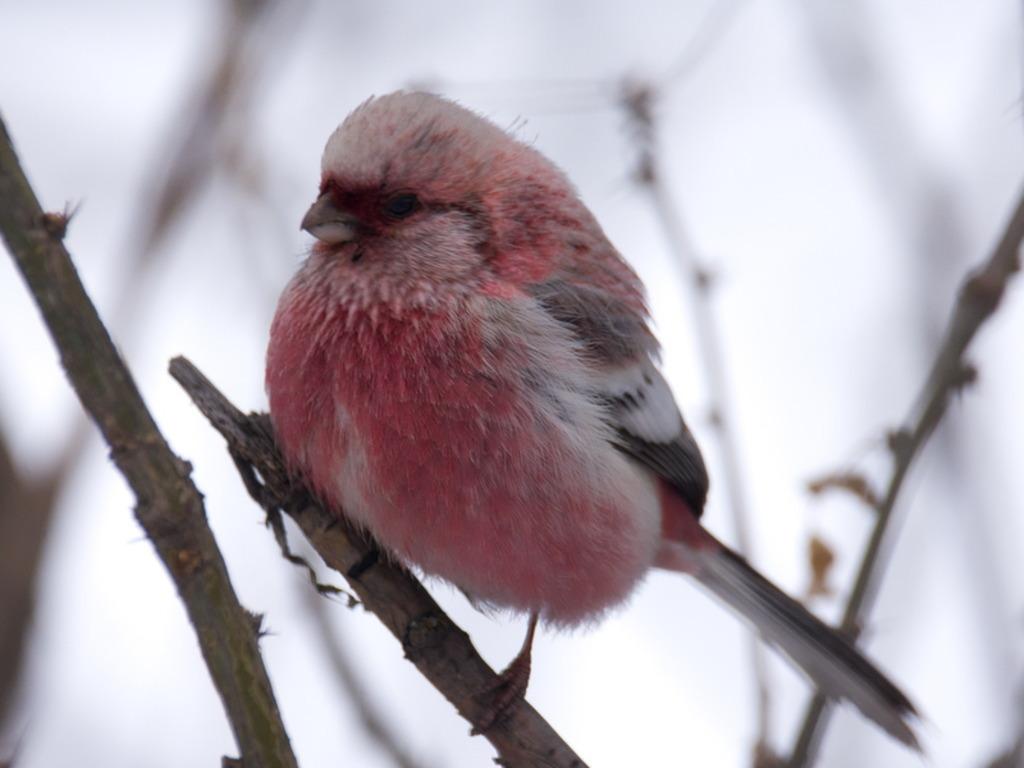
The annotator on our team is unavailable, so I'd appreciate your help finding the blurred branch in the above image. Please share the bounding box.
[795,4,1020,761]
[985,729,1024,768]
[984,674,1024,768]
[659,0,748,88]
[0,114,298,768]
[303,586,429,768]
[124,0,276,270]
[115,0,307,319]
[1,0,297,737]
[621,80,776,762]
[797,0,971,276]
[0,430,60,727]
[0,300,97,734]
[431,2,747,115]
[169,357,588,768]
[788,186,1024,767]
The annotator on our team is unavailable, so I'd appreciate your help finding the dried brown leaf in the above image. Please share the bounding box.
[806,470,880,509]
[805,534,837,600]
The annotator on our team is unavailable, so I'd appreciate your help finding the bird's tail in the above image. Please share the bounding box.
[693,538,919,750]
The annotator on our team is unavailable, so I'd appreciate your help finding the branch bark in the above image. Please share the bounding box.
[1,6,295,735]
[787,186,1024,767]
[0,114,298,768]
[168,357,588,768]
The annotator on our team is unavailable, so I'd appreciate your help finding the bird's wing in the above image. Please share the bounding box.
[527,276,709,516]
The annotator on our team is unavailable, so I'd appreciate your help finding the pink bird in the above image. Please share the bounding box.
[266,91,918,748]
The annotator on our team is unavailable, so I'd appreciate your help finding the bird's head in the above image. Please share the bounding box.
[301,91,587,292]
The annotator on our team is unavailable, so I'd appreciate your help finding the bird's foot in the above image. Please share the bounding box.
[471,613,538,735]
[471,649,532,734]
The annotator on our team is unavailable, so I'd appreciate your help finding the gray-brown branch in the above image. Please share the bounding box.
[0,6,288,735]
[0,113,297,768]
[168,356,587,768]
[788,185,1024,767]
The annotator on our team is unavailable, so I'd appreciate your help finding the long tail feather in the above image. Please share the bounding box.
[694,541,920,750]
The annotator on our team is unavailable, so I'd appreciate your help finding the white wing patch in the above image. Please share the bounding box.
[597,359,683,443]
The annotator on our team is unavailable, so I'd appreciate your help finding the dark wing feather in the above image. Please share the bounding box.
[528,277,710,516]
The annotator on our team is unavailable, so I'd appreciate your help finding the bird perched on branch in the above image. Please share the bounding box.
[266,90,918,748]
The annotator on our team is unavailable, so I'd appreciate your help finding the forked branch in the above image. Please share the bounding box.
[788,186,1024,766]
[169,356,588,768]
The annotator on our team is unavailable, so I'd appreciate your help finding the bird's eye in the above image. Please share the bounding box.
[383,193,419,219]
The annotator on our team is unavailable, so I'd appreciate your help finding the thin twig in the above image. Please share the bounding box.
[0,114,298,768]
[169,356,588,768]
[788,187,1024,767]
[621,80,775,761]
[792,5,1018,760]
[303,585,429,768]
[658,0,749,88]
[121,0,275,272]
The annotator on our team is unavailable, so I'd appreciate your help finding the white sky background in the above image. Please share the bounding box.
[0,1,1022,766]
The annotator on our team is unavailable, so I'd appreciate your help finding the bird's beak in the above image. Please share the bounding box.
[301,193,360,244]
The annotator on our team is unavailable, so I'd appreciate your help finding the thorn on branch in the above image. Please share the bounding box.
[950,361,978,394]
[246,609,268,640]
[38,201,80,240]
[885,429,913,462]
[707,407,723,428]
[694,267,714,292]
[964,264,1017,314]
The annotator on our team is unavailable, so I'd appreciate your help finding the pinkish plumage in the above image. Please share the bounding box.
[267,91,919,746]
[268,275,662,624]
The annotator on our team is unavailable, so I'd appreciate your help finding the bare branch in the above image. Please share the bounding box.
[0,114,297,768]
[658,0,749,88]
[621,79,775,761]
[125,0,276,268]
[2,2,301,736]
[788,186,1024,767]
[169,356,588,768]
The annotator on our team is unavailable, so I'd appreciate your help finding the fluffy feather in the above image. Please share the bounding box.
[267,90,919,747]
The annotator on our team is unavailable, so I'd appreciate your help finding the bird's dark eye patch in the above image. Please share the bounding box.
[382,193,419,219]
